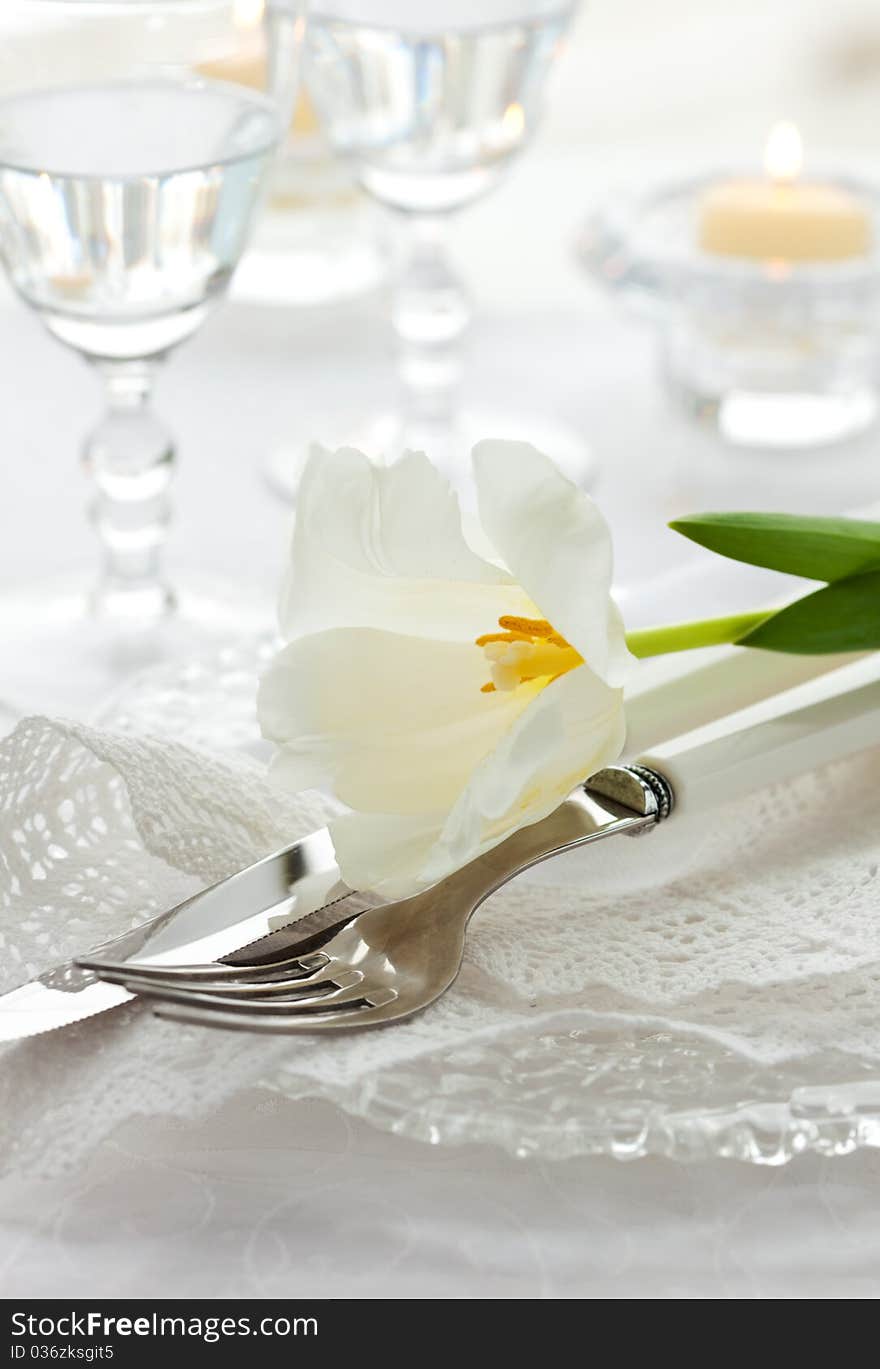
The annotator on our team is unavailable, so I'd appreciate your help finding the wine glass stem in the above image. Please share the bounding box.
[84,358,175,620]
[391,215,471,438]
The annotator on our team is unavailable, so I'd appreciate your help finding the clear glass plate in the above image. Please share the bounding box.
[576,172,880,449]
[99,638,880,1166]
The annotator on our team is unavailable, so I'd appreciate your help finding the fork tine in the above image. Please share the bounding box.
[88,958,332,994]
[150,995,395,1034]
[76,949,331,983]
[128,971,390,1016]
[89,963,355,1007]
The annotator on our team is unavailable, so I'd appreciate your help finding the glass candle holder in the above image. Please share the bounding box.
[580,172,880,450]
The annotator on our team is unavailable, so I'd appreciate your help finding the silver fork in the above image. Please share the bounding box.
[80,765,671,1033]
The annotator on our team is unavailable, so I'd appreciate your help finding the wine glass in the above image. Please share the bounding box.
[267,0,588,501]
[0,0,304,713]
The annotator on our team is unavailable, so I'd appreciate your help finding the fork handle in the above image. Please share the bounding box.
[638,661,880,817]
[455,773,666,913]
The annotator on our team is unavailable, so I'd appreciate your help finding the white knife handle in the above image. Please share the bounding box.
[638,662,880,816]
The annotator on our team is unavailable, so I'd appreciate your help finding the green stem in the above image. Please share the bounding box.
[625,610,772,659]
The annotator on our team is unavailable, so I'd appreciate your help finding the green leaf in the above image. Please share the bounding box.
[669,512,880,582]
[738,570,880,653]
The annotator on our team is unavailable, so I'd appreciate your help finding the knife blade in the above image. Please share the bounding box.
[0,824,344,1043]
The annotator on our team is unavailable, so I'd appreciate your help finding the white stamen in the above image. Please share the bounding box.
[483,640,533,691]
[490,663,522,692]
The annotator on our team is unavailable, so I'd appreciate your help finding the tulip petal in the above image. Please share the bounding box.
[472,440,632,686]
[280,446,526,644]
[329,809,444,899]
[423,666,625,885]
[258,627,533,817]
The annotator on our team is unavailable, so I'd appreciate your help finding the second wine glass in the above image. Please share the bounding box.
[269,0,589,500]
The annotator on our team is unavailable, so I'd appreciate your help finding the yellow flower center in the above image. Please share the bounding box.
[476,616,583,694]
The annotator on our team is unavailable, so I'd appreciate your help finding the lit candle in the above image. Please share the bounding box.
[698,123,872,262]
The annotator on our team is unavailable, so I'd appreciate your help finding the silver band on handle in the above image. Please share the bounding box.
[585,764,675,826]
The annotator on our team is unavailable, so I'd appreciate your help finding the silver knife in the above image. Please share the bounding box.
[0,825,346,1043]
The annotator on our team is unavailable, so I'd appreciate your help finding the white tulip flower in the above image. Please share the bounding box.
[258,440,632,896]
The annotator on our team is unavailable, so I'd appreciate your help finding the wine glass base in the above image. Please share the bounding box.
[265,407,596,506]
[677,383,879,450]
[0,573,274,721]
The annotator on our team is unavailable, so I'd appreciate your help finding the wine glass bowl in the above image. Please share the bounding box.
[307,6,569,214]
[0,80,279,361]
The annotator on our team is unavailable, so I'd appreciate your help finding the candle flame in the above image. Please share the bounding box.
[502,103,526,141]
[764,121,803,184]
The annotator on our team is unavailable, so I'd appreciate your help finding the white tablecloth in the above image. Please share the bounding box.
[3,145,880,1299]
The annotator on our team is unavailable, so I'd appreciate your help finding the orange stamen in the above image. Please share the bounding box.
[497,615,556,638]
[474,630,531,647]
[477,615,582,696]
